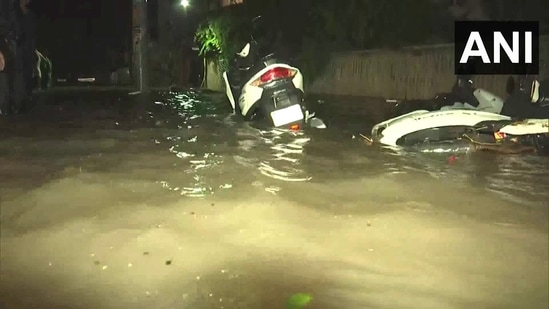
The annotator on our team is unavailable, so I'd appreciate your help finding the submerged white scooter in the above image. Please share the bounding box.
[222,17,325,130]
[371,109,511,147]
[370,78,548,151]
[372,85,509,147]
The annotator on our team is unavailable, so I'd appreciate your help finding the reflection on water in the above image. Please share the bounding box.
[382,149,549,207]
[477,154,549,206]
[0,89,547,309]
[237,125,313,182]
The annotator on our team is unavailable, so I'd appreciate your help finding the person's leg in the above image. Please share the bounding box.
[11,70,26,114]
[0,73,9,115]
[19,62,35,113]
[44,57,52,89]
[1,42,12,114]
[25,66,34,96]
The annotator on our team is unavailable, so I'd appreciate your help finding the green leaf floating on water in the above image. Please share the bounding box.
[286,293,313,309]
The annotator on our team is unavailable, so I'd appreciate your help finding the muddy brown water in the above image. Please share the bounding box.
[0,88,547,309]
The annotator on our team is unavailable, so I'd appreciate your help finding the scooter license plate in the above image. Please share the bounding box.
[270,104,304,127]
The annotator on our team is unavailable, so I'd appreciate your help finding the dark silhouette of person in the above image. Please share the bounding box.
[13,0,36,112]
[501,76,549,119]
[0,0,19,114]
[505,75,515,96]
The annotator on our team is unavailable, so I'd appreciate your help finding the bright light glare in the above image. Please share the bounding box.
[180,0,189,7]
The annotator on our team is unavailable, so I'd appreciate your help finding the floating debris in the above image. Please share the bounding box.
[359,133,373,145]
[265,186,281,195]
[448,154,458,164]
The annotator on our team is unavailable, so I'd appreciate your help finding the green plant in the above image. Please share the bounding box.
[193,0,438,88]
[286,293,313,309]
[195,15,242,74]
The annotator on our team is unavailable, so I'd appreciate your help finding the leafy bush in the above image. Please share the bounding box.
[194,0,438,86]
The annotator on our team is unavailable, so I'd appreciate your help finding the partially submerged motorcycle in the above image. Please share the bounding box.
[222,17,325,130]
[366,77,548,154]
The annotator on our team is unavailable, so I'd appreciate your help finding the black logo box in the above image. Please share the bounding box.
[455,21,540,75]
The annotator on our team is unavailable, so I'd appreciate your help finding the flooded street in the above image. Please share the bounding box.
[0,88,547,309]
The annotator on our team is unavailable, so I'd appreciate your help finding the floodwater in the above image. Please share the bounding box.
[0,88,547,309]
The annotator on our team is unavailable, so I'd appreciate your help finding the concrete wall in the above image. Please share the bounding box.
[206,35,549,100]
[206,60,224,90]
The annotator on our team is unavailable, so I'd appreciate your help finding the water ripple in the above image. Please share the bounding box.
[237,126,313,183]
[134,90,549,204]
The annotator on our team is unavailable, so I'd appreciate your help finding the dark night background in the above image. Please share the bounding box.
[24,0,549,84]
[31,0,133,78]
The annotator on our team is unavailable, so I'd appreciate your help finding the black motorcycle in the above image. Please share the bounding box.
[391,76,480,117]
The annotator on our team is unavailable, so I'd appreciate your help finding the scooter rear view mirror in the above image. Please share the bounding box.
[251,15,262,25]
[250,15,263,41]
